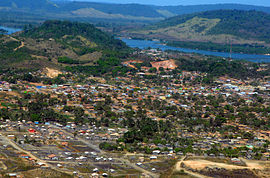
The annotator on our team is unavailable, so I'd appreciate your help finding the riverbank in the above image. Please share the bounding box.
[167,40,270,55]
[0,26,21,35]
[121,38,270,63]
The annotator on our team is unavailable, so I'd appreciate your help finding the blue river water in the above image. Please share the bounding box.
[121,38,270,63]
[0,26,21,34]
[1,26,270,63]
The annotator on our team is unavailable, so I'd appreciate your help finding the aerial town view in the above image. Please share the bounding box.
[0,0,270,178]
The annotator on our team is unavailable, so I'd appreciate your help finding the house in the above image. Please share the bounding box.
[7,173,18,178]
[61,142,68,147]
[20,154,29,159]
[231,158,241,163]
[37,162,46,167]
[48,154,58,160]
[28,128,36,133]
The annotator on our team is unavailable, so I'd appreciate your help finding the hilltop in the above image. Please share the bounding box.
[127,10,270,54]
[0,20,129,73]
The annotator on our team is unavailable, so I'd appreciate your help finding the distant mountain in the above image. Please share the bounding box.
[2,1,270,26]
[157,4,270,16]
[127,10,270,54]
[58,2,162,18]
[0,0,57,11]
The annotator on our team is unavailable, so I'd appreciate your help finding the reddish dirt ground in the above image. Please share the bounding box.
[150,59,177,70]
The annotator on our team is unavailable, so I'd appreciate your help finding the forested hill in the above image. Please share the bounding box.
[130,10,270,50]
[0,20,129,71]
[22,20,127,50]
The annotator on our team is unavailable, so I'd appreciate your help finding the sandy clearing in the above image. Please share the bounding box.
[151,59,177,70]
[44,67,62,78]
[182,159,265,170]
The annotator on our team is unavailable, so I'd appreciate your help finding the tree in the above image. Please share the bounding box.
[149,67,157,73]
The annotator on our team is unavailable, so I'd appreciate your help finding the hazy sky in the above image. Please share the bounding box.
[75,0,270,6]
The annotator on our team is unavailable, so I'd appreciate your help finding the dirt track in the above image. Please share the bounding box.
[14,41,24,51]
[173,157,270,178]
[174,156,211,178]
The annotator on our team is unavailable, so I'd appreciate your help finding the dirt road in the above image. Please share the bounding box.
[174,156,211,178]
[9,36,25,51]
[14,41,24,51]
[0,133,74,175]
[53,126,159,178]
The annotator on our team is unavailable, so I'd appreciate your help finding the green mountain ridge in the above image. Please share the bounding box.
[127,10,270,54]
[149,10,270,41]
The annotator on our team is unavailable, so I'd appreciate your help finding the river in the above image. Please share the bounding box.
[0,26,21,34]
[1,26,270,63]
[121,38,270,63]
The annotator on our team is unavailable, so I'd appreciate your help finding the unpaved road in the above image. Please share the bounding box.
[174,157,270,178]
[174,156,211,178]
[182,159,264,170]
[14,41,24,51]
[52,126,159,178]
[9,36,25,51]
[0,133,74,176]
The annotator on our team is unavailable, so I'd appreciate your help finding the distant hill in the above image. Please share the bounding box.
[157,4,270,16]
[22,20,127,50]
[58,2,163,18]
[0,0,57,11]
[127,10,270,54]
[0,20,129,70]
[148,10,270,41]
[2,1,270,26]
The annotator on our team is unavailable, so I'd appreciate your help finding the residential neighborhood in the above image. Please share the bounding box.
[0,48,269,177]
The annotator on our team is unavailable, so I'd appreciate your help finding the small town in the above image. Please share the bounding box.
[0,48,269,178]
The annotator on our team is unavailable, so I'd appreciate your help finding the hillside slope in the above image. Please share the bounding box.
[149,10,270,42]
[0,20,129,70]
[127,10,270,54]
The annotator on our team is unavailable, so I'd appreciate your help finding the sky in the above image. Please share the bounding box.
[74,0,270,7]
